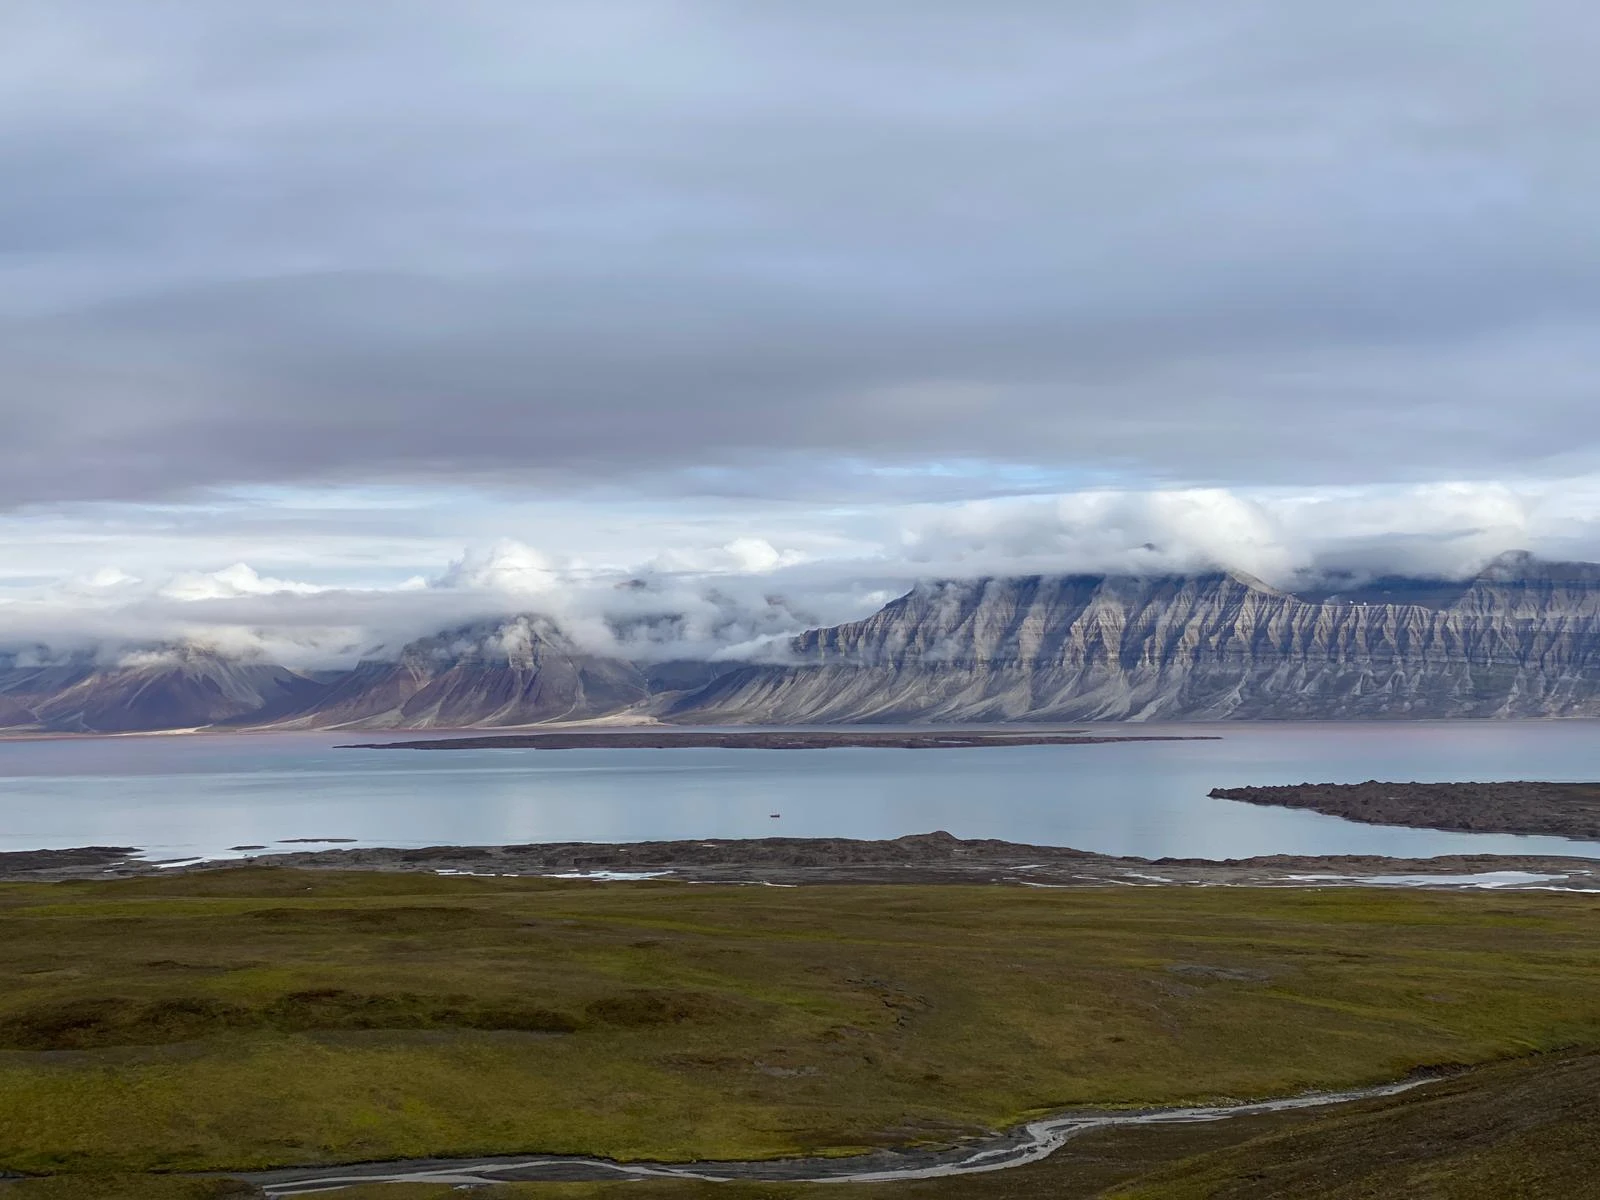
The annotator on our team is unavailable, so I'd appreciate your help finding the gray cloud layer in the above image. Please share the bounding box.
[4,1,1600,507]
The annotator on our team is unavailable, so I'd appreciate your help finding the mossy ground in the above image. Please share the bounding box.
[1,868,1597,1189]
[14,1053,1600,1198]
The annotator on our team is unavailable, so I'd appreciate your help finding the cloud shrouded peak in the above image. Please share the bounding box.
[5,473,1600,671]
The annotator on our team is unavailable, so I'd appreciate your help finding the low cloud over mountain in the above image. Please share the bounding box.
[8,553,1600,732]
[3,4,1598,677]
[5,477,1600,671]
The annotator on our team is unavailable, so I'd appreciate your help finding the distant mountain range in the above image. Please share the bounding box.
[0,648,323,734]
[7,552,1600,733]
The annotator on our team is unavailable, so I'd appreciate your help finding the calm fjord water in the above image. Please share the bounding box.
[3,723,1600,862]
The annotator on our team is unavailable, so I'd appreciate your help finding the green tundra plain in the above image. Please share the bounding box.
[1,868,1598,1197]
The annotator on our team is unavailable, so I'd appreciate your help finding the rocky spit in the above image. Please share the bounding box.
[1209,780,1600,841]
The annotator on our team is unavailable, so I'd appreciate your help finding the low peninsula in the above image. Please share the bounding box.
[1209,781,1600,842]
[341,729,1218,751]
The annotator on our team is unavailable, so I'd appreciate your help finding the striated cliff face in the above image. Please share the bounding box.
[667,555,1600,722]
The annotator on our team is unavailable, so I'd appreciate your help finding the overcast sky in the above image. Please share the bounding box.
[4,1,1600,661]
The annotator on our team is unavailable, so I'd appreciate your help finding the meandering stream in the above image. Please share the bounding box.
[246,1077,1430,1195]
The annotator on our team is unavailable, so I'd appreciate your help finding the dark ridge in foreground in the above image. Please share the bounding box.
[341,729,1217,751]
[1210,781,1600,841]
[0,846,143,874]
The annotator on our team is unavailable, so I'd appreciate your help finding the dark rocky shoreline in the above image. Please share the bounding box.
[1209,781,1600,841]
[6,832,1598,889]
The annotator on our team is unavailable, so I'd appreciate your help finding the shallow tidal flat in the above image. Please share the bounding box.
[2,869,1599,1198]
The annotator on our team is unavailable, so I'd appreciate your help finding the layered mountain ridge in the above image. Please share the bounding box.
[672,555,1600,722]
[6,552,1600,732]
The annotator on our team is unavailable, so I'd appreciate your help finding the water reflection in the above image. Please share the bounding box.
[1,723,1599,861]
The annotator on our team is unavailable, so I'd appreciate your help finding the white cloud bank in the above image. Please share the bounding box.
[4,477,1600,668]
[896,481,1549,584]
